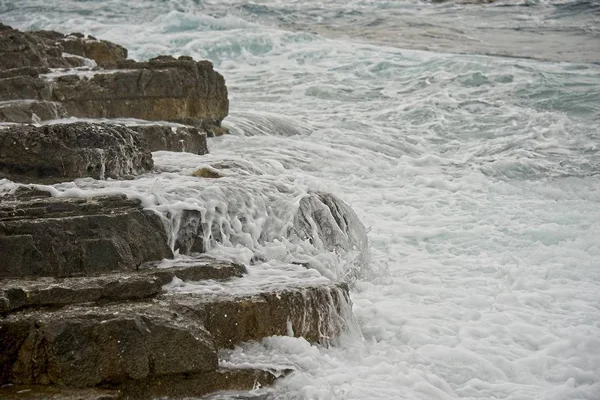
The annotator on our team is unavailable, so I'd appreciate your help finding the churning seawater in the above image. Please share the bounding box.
[1,0,600,399]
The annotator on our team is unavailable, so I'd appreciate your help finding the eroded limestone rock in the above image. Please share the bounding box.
[0,100,67,123]
[0,122,153,182]
[51,56,228,127]
[128,124,208,154]
[0,302,217,387]
[0,275,164,313]
[171,282,354,348]
[0,193,173,278]
[0,23,126,71]
[0,25,228,149]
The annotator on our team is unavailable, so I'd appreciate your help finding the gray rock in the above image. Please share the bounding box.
[0,275,163,313]
[119,368,279,400]
[0,23,126,71]
[0,75,50,101]
[291,191,370,280]
[0,100,67,123]
[173,209,206,254]
[0,194,173,278]
[60,36,127,67]
[0,302,217,387]
[0,385,118,400]
[0,58,228,129]
[128,125,209,154]
[0,24,75,71]
[143,256,247,285]
[172,282,354,348]
[0,272,354,396]
[52,56,228,128]
[0,122,153,182]
[0,256,246,313]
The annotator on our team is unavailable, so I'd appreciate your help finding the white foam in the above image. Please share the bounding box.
[2,1,600,399]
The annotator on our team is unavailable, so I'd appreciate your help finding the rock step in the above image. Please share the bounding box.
[0,100,67,123]
[0,257,247,313]
[0,281,352,395]
[0,368,279,400]
[0,123,154,182]
[118,367,281,400]
[0,385,118,400]
[174,282,353,348]
[0,193,173,278]
[126,124,208,154]
[0,25,228,129]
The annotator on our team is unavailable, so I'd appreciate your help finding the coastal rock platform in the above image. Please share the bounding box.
[0,25,362,399]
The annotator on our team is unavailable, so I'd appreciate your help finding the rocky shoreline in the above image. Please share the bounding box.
[0,25,362,399]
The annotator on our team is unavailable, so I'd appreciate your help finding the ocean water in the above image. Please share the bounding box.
[2,0,600,399]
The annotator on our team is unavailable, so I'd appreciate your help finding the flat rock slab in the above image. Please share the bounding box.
[0,193,173,278]
[170,281,354,349]
[0,385,118,400]
[0,100,67,123]
[0,302,217,387]
[118,368,279,400]
[1,280,353,393]
[0,23,126,71]
[0,275,163,314]
[127,124,208,154]
[146,256,247,285]
[0,56,228,129]
[0,368,278,400]
[0,256,247,313]
[0,122,153,182]
[52,56,228,128]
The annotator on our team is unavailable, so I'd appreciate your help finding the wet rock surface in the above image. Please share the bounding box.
[0,25,228,132]
[173,209,206,254]
[118,368,280,400]
[0,385,118,400]
[0,185,355,397]
[0,275,164,313]
[52,56,228,127]
[128,124,208,154]
[143,257,247,285]
[176,282,353,349]
[0,23,126,70]
[0,24,227,155]
[0,193,172,278]
[0,25,361,400]
[0,122,153,182]
[0,302,217,387]
[0,258,353,397]
[0,101,67,123]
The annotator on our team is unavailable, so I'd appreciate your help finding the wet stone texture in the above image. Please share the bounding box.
[0,122,153,182]
[0,265,354,398]
[0,302,218,387]
[127,125,209,155]
[0,24,227,153]
[0,24,360,400]
[0,193,173,278]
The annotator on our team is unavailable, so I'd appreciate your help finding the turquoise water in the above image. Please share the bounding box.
[2,1,599,399]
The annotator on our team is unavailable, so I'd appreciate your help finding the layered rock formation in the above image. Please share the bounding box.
[0,23,126,70]
[0,23,225,156]
[0,26,363,399]
[0,123,153,182]
[0,190,171,278]
[0,230,353,399]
